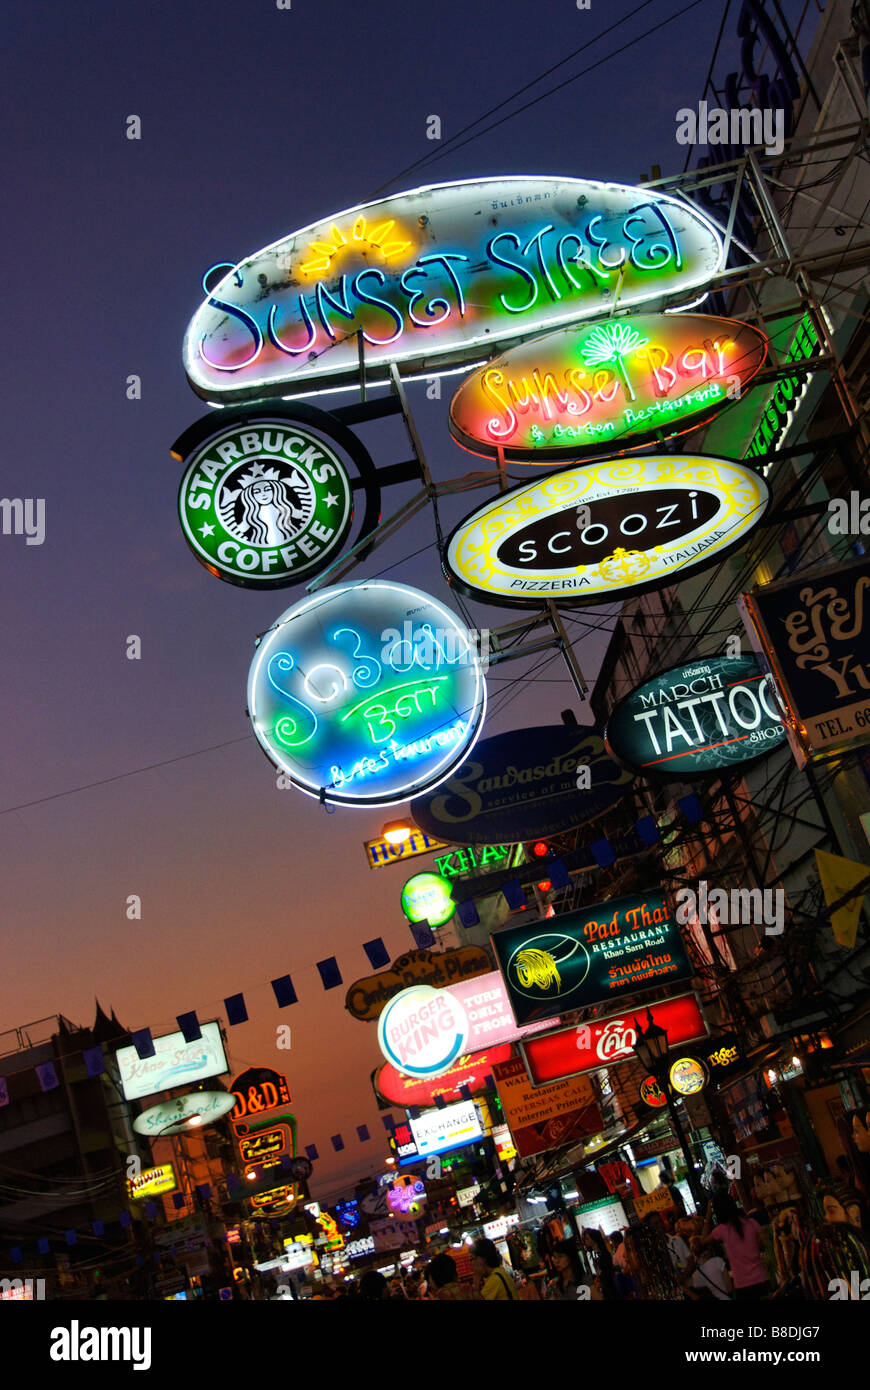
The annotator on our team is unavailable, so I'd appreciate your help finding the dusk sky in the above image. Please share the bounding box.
[2,0,808,1200]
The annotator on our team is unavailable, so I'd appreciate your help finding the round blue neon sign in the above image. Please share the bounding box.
[247,581,487,807]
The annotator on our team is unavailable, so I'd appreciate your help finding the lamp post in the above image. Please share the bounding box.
[632,1009,705,1212]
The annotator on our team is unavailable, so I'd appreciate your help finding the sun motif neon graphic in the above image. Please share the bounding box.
[299,217,414,279]
[580,322,650,401]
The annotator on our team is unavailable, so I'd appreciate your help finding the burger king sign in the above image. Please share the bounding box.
[377,985,469,1079]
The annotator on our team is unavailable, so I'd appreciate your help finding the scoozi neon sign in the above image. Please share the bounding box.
[449,314,768,462]
[444,455,769,608]
[247,581,487,806]
[183,176,724,402]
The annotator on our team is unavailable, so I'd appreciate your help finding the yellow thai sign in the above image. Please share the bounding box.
[127,1164,177,1201]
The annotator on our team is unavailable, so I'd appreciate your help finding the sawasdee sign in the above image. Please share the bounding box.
[247,581,487,807]
[449,313,768,462]
[604,653,786,777]
[443,455,769,608]
[411,725,632,845]
[183,176,724,402]
[492,890,692,1026]
[518,991,708,1085]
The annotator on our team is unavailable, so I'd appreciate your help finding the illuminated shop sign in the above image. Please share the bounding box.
[411,725,632,845]
[519,993,708,1086]
[247,581,487,807]
[669,1057,708,1095]
[400,872,456,927]
[237,1125,293,1168]
[346,946,491,1022]
[409,1100,483,1159]
[364,828,448,870]
[639,1075,668,1108]
[492,1124,517,1162]
[345,1236,376,1260]
[604,654,785,778]
[745,313,820,460]
[739,554,870,764]
[491,1055,602,1158]
[229,1067,293,1122]
[377,986,469,1079]
[444,455,769,609]
[433,844,512,877]
[183,176,724,403]
[126,1165,177,1200]
[116,1022,228,1102]
[449,314,767,462]
[492,890,692,1026]
[176,415,354,589]
[375,1043,513,1109]
[132,1091,236,1136]
[335,1200,360,1229]
[387,1177,427,1217]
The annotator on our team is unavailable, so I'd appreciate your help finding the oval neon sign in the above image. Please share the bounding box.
[184,176,724,402]
[247,581,487,807]
[604,654,786,777]
[443,455,769,608]
[449,313,768,462]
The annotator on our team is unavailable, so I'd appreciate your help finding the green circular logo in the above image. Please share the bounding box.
[178,419,354,588]
[400,872,456,927]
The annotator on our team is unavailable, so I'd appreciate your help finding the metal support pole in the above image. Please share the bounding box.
[389,362,434,491]
[357,331,366,404]
[546,601,588,700]
[661,1084,705,1213]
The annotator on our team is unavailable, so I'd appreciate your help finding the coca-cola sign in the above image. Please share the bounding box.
[519,991,708,1086]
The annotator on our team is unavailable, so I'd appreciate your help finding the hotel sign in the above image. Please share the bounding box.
[364,829,448,870]
[345,946,491,1022]
[449,314,767,462]
[183,176,723,403]
[444,455,769,608]
[491,890,692,1026]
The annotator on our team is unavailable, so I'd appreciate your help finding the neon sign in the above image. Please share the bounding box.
[176,416,353,588]
[247,581,487,807]
[449,314,767,462]
[127,1165,177,1200]
[132,1091,236,1136]
[444,455,769,608]
[183,176,724,402]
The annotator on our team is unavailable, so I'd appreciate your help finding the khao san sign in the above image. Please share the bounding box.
[183,176,724,402]
[449,314,768,462]
[247,581,487,806]
[444,455,769,608]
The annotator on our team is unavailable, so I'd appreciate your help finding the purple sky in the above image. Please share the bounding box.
[2,0,807,1200]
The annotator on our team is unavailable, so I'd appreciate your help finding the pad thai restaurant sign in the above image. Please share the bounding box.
[184,176,723,402]
[449,314,767,462]
[604,653,786,777]
[444,455,769,608]
[739,553,870,763]
[491,890,692,1026]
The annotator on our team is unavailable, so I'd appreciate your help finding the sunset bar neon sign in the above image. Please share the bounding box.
[449,314,768,462]
[183,177,724,402]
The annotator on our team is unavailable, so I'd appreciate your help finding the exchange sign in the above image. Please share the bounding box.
[491,890,692,1026]
[183,176,723,403]
[449,314,768,462]
[175,413,354,589]
[604,653,786,778]
[443,455,769,608]
[247,581,487,807]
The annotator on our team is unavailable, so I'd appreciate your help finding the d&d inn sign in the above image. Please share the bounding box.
[183,176,723,402]
[605,653,786,778]
[443,455,769,608]
[449,314,768,462]
[491,889,692,1026]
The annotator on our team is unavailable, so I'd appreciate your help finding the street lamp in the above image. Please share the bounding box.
[632,1008,705,1212]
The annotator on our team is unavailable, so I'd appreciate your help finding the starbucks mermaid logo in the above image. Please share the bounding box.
[177,418,354,589]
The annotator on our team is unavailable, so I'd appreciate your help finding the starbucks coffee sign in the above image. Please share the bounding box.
[177,416,353,588]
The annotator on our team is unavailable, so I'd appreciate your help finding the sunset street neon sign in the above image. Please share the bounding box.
[444,455,769,608]
[449,314,767,462]
[247,581,487,806]
[183,176,724,402]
